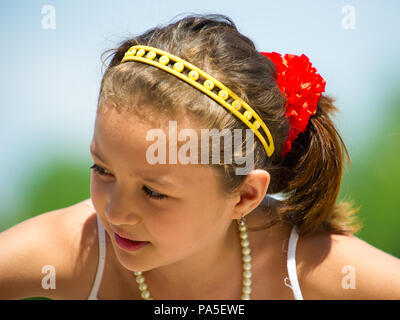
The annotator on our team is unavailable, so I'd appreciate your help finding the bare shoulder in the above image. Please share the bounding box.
[0,198,99,299]
[296,229,400,299]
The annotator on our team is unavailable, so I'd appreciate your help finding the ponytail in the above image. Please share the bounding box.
[276,94,362,236]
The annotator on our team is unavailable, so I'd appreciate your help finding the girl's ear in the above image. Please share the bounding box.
[231,169,270,220]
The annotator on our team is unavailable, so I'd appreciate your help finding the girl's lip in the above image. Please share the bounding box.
[110,227,145,242]
[113,232,150,252]
[115,231,143,242]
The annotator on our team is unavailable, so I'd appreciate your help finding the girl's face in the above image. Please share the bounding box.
[90,105,238,273]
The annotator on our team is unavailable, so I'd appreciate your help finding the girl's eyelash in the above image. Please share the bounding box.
[89,163,167,200]
[90,163,111,176]
[142,186,167,200]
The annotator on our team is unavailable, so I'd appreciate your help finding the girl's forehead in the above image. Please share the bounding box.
[97,110,189,135]
[92,105,223,188]
[91,120,218,188]
[94,109,207,158]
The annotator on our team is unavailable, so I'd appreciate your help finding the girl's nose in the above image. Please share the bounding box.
[105,188,142,226]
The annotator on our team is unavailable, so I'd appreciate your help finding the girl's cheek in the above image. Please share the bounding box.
[90,172,99,192]
[90,172,112,194]
[90,177,110,214]
[152,217,189,242]
[90,177,104,197]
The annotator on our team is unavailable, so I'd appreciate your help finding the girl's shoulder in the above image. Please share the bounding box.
[45,198,101,299]
[296,230,400,299]
[0,198,99,299]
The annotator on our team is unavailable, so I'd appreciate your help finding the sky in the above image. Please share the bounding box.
[1,0,400,214]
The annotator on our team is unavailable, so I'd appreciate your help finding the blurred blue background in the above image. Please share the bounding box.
[1,0,399,259]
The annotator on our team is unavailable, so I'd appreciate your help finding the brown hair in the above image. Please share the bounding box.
[97,13,362,237]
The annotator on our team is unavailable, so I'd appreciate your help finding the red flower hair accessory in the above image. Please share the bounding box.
[260,52,326,157]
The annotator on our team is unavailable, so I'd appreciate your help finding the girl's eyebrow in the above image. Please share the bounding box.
[90,146,177,187]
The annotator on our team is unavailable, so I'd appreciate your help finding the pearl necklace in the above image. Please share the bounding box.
[133,218,252,300]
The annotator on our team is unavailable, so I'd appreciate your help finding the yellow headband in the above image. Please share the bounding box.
[120,45,275,157]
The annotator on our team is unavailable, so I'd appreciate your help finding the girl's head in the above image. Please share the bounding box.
[90,13,361,272]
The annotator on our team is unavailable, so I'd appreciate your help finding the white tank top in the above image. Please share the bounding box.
[86,201,303,300]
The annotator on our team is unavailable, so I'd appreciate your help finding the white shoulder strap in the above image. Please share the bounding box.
[286,225,304,300]
[87,214,106,300]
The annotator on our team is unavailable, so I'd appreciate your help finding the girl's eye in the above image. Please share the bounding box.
[142,186,167,200]
[90,163,112,176]
[90,163,167,200]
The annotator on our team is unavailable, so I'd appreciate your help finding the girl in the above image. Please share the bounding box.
[1,13,399,300]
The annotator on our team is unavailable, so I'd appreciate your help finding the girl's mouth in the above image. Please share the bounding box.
[114,233,150,252]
